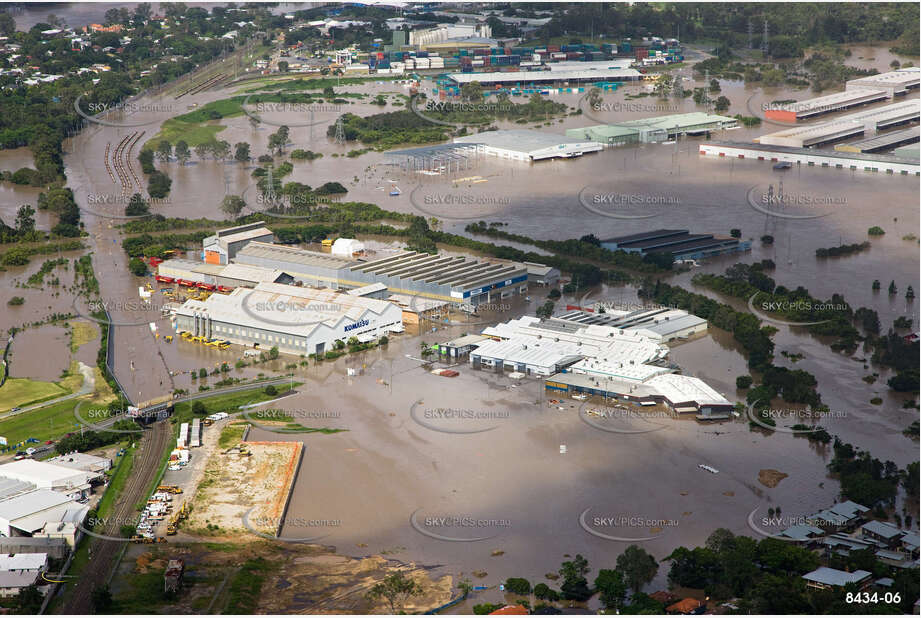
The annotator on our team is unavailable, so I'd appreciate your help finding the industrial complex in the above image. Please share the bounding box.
[444,313,733,416]
[756,100,919,148]
[567,112,740,145]
[764,68,920,122]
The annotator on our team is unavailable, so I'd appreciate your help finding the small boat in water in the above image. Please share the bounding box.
[698,464,719,474]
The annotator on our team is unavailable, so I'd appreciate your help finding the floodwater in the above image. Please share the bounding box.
[0,148,57,231]
[7,325,71,382]
[245,334,842,602]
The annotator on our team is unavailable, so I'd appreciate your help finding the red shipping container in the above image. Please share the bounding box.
[635,48,648,60]
[377,52,383,59]
[547,45,560,52]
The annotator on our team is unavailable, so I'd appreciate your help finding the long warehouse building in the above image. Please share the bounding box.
[699,141,920,175]
[764,88,889,122]
[174,282,403,356]
[454,130,603,160]
[834,126,920,154]
[756,100,920,148]
[845,67,920,98]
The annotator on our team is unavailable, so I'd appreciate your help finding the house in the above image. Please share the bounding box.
[649,590,679,606]
[802,567,872,590]
[807,500,869,532]
[860,520,905,548]
[666,598,706,614]
[779,524,826,545]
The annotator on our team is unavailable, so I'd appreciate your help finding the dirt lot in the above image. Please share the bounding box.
[114,541,453,614]
[185,421,302,537]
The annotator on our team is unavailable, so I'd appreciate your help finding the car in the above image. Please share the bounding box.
[11,407,20,412]
[773,161,792,170]
[25,448,36,455]
[45,440,54,445]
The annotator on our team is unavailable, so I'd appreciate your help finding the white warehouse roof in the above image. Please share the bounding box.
[455,130,603,160]
[0,460,97,489]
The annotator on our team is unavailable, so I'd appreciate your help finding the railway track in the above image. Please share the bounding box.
[125,131,145,191]
[103,142,116,183]
[109,131,144,199]
[57,420,171,614]
[175,72,227,99]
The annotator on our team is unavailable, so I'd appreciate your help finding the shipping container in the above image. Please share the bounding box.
[547,45,560,52]
[635,48,648,60]
[417,51,428,58]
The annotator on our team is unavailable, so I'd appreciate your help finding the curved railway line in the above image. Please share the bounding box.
[57,420,171,614]
[107,131,145,199]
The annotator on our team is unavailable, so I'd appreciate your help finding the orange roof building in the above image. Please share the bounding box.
[666,598,705,614]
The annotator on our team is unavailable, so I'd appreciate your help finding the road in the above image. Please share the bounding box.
[56,419,171,614]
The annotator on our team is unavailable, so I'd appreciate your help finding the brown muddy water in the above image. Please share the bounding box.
[244,334,841,604]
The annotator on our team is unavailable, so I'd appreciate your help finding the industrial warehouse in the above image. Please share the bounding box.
[764,68,919,122]
[444,59,643,87]
[452,314,733,416]
[174,282,404,356]
[566,112,740,145]
[453,130,604,161]
[157,222,559,354]
[600,229,751,261]
[756,100,919,148]
[699,141,920,175]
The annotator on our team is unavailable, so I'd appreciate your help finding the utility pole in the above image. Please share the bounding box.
[761,19,770,57]
[334,116,345,145]
[747,18,754,49]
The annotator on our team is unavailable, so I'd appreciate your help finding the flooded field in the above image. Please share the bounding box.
[0,147,57,231]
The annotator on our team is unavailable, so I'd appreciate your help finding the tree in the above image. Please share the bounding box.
[714,95,731,112]
[194,143,210,160]
[533,583,559,601]
[155,140,172,162]
[536,300,555,319]
[736,375,753,389]
[125,193,150,217]
[505,577,531,595]
[730,228,741,238]
[0,12,15,36]
[264,384,277,396]
[221,195,246,217]
[15,586,43,614]
[460,81,483,101]
[174,140,191,165]
[594,569,627,610]
[457,578,473,598]
[367,572,423,613]
[615,545,658,593]
[278,60,289,72]
[191,401,206,415]
[889,280,898,295]
[213,140,231,161]
[128,257,147,276]
[234,142,251,162]
[559,554,591,601]
[268,346,279,360]
[15,205,35,235]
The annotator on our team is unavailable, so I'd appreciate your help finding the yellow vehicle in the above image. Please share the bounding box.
[321,238,335,247]
[165,335,173,343]
[218,341,230,350]
[180,331,194,341]
[157,485,183,494]
[202,418,214,426]
[205,339,220,347]
[191,336,208,344]
[166,524,177,535]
